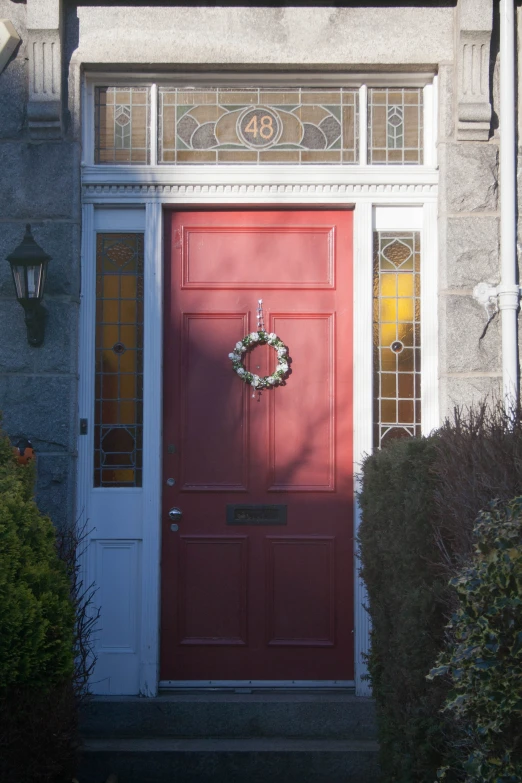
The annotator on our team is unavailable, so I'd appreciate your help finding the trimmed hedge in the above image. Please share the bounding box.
[358,436,450,782]
[0,423,76,782]
[359,403,522,783]
[429,497,522,782]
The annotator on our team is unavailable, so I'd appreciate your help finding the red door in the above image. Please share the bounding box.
[161,209,353,681]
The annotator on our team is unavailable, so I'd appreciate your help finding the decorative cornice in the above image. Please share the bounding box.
[457,0,493,141]
[82,181,437,202]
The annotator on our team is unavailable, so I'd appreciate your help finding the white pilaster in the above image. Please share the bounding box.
[353,201,373,697]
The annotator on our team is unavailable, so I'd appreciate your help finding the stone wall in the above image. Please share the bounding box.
[438,0,503,416]
[0,0,80,527]
[0,0,515,530]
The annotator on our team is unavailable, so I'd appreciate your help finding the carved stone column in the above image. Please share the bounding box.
[26,0,63,139]
[457,0,493,141]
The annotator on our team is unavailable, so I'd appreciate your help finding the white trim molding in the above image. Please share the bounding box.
[82,165,438,198]
[139,202,163,696]
[78,71,440,698]
[82,180,437,204]
[353,201,373,698]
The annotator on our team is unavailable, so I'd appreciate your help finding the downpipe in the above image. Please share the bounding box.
[473,0,519,411]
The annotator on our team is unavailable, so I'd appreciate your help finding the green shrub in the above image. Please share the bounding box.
[432,403,522,573]
[0,443,74,689]
[0,424,76,782]
[358,436,451,782]
[359,402,522,783]
[429,497,522,782]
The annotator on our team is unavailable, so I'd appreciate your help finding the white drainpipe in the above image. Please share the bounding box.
[474,0,519,409]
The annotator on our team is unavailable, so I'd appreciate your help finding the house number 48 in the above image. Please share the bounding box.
[244,114,274,139]
[239,108,280,148]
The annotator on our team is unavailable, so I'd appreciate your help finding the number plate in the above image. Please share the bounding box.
[238,107,281,149]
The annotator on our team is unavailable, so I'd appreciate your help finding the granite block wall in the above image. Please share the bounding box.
[0,0,516,531]
[437,26,503,417]
[0,0,81,527]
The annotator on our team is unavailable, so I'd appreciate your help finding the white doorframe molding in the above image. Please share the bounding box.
[139,201,164,695]
[77,69,439,697]
[77,193,437,697]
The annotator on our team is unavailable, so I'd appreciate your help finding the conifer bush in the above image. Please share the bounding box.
[0,421,76,782]
[358,436,451,782]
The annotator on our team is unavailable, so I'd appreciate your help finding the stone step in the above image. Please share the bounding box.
[80,692,377,741]
[79,737,380,783]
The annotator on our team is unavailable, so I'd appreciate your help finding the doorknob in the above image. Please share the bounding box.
[169,507,183,521]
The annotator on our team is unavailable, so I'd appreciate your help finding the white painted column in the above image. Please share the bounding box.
[353,201,373,697]
[139,201,164,696]
[421,201,440,434]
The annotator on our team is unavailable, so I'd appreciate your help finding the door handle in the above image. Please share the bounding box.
[169,507,183,521]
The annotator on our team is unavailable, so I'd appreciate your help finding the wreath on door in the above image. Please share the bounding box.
[228,331,290,389]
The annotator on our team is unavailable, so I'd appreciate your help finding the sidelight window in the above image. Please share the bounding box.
[373,230,421,449]
[94,232,144,487]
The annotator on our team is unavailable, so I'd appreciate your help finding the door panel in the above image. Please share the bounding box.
[161,209,353,681]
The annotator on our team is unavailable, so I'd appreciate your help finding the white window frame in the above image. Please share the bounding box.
[78,72,439,698]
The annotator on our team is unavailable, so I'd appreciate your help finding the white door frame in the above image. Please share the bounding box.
[77,76,439,698]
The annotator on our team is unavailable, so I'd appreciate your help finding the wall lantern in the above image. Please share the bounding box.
[6,224,51,347]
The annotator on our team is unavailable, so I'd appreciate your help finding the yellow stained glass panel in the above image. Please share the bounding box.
[373,230,421,448]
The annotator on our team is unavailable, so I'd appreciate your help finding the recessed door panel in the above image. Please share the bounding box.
[269,314,335,491]
[179,312,248,491]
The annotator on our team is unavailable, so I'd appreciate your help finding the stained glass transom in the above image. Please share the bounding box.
[94,233,144,487]
[158,88,359,164]
[373,231,421,449]
[95,87,150,164]
[368,88,423,164]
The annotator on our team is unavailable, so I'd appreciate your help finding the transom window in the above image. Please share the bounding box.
[93,84,426,166]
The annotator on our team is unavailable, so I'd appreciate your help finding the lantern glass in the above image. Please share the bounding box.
[11,261,47,301]
[27,263,46,299]
[11,264,25,299]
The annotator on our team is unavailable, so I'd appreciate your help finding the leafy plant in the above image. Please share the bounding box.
[0,428,74,690]
[429,497,522,782]
[0,418,97,782]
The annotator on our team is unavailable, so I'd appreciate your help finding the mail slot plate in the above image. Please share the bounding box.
[226,504,287,525]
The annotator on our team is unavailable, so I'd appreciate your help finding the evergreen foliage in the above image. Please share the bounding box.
[0,422,76,782]
[358,436,450,782]
[359,403,522,783]
[0,430,74,689]
[429,497,522,782]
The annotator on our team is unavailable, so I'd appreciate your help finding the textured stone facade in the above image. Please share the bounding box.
[0,0,80,527]
[0,0,516,530]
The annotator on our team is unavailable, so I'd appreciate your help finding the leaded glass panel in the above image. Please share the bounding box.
[94,233,144,487]
[95,87,150,164]
[158,87,358,164]
[373,231,421,449]
[368,88,423,164]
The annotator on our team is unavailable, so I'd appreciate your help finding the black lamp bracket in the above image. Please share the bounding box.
[22,301,47,347]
